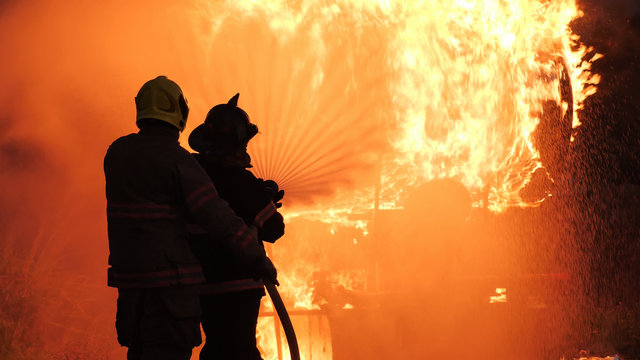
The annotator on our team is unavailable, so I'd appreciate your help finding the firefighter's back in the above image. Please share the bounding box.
[104,126,200,280]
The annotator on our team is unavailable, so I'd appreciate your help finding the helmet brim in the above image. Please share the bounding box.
[188,124,212,153]
[188,123,240,154]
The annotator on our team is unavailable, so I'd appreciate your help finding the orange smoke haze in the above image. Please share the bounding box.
[0,0,602,359]
[1,1,388,357]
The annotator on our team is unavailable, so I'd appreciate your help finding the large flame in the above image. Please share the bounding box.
[0,0,602,358]
[191,0,600,214]
[185,1,600,359]
[384,0,601,212]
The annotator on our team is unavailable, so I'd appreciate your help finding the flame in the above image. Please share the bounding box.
[187,0,601,358]
[256,305,333,360]
[191,0,600,214]
[383,0,601,213]
[0,0,604,358]
[489,287,508,304]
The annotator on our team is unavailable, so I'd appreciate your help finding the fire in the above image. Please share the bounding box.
[489,287,508,304]
[189,0,600,358]
[191,0,600,212]
[384,0,601,213]
[0,0,606,358]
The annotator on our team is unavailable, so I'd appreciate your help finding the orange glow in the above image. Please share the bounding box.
[489,287,507,304]
[187,0,599,356]
[0,0,602,359]
[256,307,333,360]
[192,0,603,214]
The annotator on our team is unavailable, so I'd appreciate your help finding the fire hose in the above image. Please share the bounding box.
[264,280,301,360]
[262,180,298,359]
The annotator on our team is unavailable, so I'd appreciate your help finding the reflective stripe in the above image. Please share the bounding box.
[253,202,277,227]
[186,184,215,203]
[198,278,264,294]
[186,184,218,212]
[107,265,206,288]
[186,223,207,235]
[107,201,178,220]
[233,225,254,248]
[107,212,178,220]
[108,202,173,209]
[190,191,218,212]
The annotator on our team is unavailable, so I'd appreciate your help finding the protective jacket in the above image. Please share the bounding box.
[189,153,284,293]
[104,125,261,289]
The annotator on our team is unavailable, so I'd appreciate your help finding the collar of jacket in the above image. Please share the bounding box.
[138,122,180,142]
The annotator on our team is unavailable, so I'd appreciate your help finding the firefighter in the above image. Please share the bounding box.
[104,76,274,360]
[188,93,285,360]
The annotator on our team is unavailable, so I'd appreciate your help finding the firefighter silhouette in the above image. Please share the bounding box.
[104,76,270,360]
[188,93,285,360]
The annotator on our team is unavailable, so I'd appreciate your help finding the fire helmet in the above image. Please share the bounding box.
[135,76,189,131]
[188,93,258,153]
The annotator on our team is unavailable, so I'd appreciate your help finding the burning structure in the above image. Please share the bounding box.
[0,0,639,359]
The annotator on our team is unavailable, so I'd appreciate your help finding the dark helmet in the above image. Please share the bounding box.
[189,93,258,153]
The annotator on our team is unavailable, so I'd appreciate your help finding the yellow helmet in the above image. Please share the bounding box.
[135,76,189,131]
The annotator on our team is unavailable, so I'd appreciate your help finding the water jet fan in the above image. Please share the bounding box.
[184,0,600,212]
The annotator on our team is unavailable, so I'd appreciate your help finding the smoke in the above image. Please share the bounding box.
[3,0,391,204]
[0,1,197,357]
[0,0,390,357]
[0,0,637,358]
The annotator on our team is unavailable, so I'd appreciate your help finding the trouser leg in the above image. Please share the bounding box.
[199,291,263,360]
[116,287,202,360]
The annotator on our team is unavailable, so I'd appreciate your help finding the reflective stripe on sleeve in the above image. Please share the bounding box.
[233,224,255,248]
[186,223,207,235]
[253,201,277,227]
[107,202,179,220]
[185,184,218,212]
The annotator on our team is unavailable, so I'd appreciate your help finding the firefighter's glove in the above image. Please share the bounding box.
[274,190,284,208]
[264,180,285,202]
[252,256,279,286]
[274,189,285,202]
